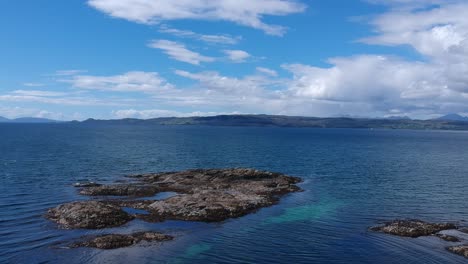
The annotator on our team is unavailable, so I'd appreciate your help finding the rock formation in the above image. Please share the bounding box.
[71,232,173,249]
[46,168,301,248]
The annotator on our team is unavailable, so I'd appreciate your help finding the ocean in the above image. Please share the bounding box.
[1,123,468,263]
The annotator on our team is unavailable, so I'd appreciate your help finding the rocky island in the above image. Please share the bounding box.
[46,168,302,249]
[371,219,468,259]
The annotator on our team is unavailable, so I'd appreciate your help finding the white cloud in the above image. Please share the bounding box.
[23,83,45,87]
[0,94,114,106]
[223,50,251,63]
[0,90,126,106]
[87,0,306,36]
[0,106,66,120]
[270,0,468,117]
[361,2,468,61]
[283,55,454,103]
[148,40,215,65]
[112,109,242,119]
[159,26,241,45]
[12,90,67,97]
[66,71,174,92]
[54,70,87,76]
[256,67,278,77]
[174,69,282,95]
[13,0,468,119]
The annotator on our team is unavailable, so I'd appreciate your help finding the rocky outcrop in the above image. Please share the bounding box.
[47,168,301,248]
[370,220,456,237]
[71,168,302,224]
[371,220,468,259]
[46,201,134,229]
[446,245,468,258]
[130,168,301,196]
[71,232,173,249]
[148,190,273,222]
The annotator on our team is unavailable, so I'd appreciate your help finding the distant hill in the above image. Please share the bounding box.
[80,114,468,131]
[436,114,468,122]
[0,117,60,123]
[3,114,468,130]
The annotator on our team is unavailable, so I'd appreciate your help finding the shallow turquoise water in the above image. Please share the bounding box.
[1,124,468,263]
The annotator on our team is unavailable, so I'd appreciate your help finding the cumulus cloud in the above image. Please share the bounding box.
[148,40,215,65]
[88,0,306,36]
[283,55,457,108]
[66,71,174,92]
[361,2,468,61]
[159,26,241,45]
[278,1,468,117]
[223,50,251,63]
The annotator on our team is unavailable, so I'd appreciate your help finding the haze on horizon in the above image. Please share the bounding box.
[2,0,468,121]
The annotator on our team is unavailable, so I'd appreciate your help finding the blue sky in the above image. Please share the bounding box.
[1,0,467,120]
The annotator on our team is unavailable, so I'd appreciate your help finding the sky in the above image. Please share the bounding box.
[1,0,468,120]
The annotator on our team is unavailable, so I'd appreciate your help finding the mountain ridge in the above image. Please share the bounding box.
[436,113,468,122]
[3,114,468,130]
[78,114,468,131]
[0,116,60,123]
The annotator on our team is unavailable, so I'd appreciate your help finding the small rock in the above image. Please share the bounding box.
[46,201,134,229]
[71,232,173,249]
[446,245,468,258]
[370,220,456,237]
[435,233,461,242]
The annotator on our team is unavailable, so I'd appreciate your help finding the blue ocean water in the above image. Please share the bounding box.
[1,123,468,263]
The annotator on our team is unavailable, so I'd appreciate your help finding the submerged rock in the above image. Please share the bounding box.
[446,245,468,258]
[46,201,134,229]
[370,220,456,237]
[71,232,173,249]
[435,233,461,242]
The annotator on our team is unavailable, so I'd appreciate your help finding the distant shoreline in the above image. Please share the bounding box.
[3,114,468,131]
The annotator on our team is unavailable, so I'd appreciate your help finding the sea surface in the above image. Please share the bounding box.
[1,123,468,263]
